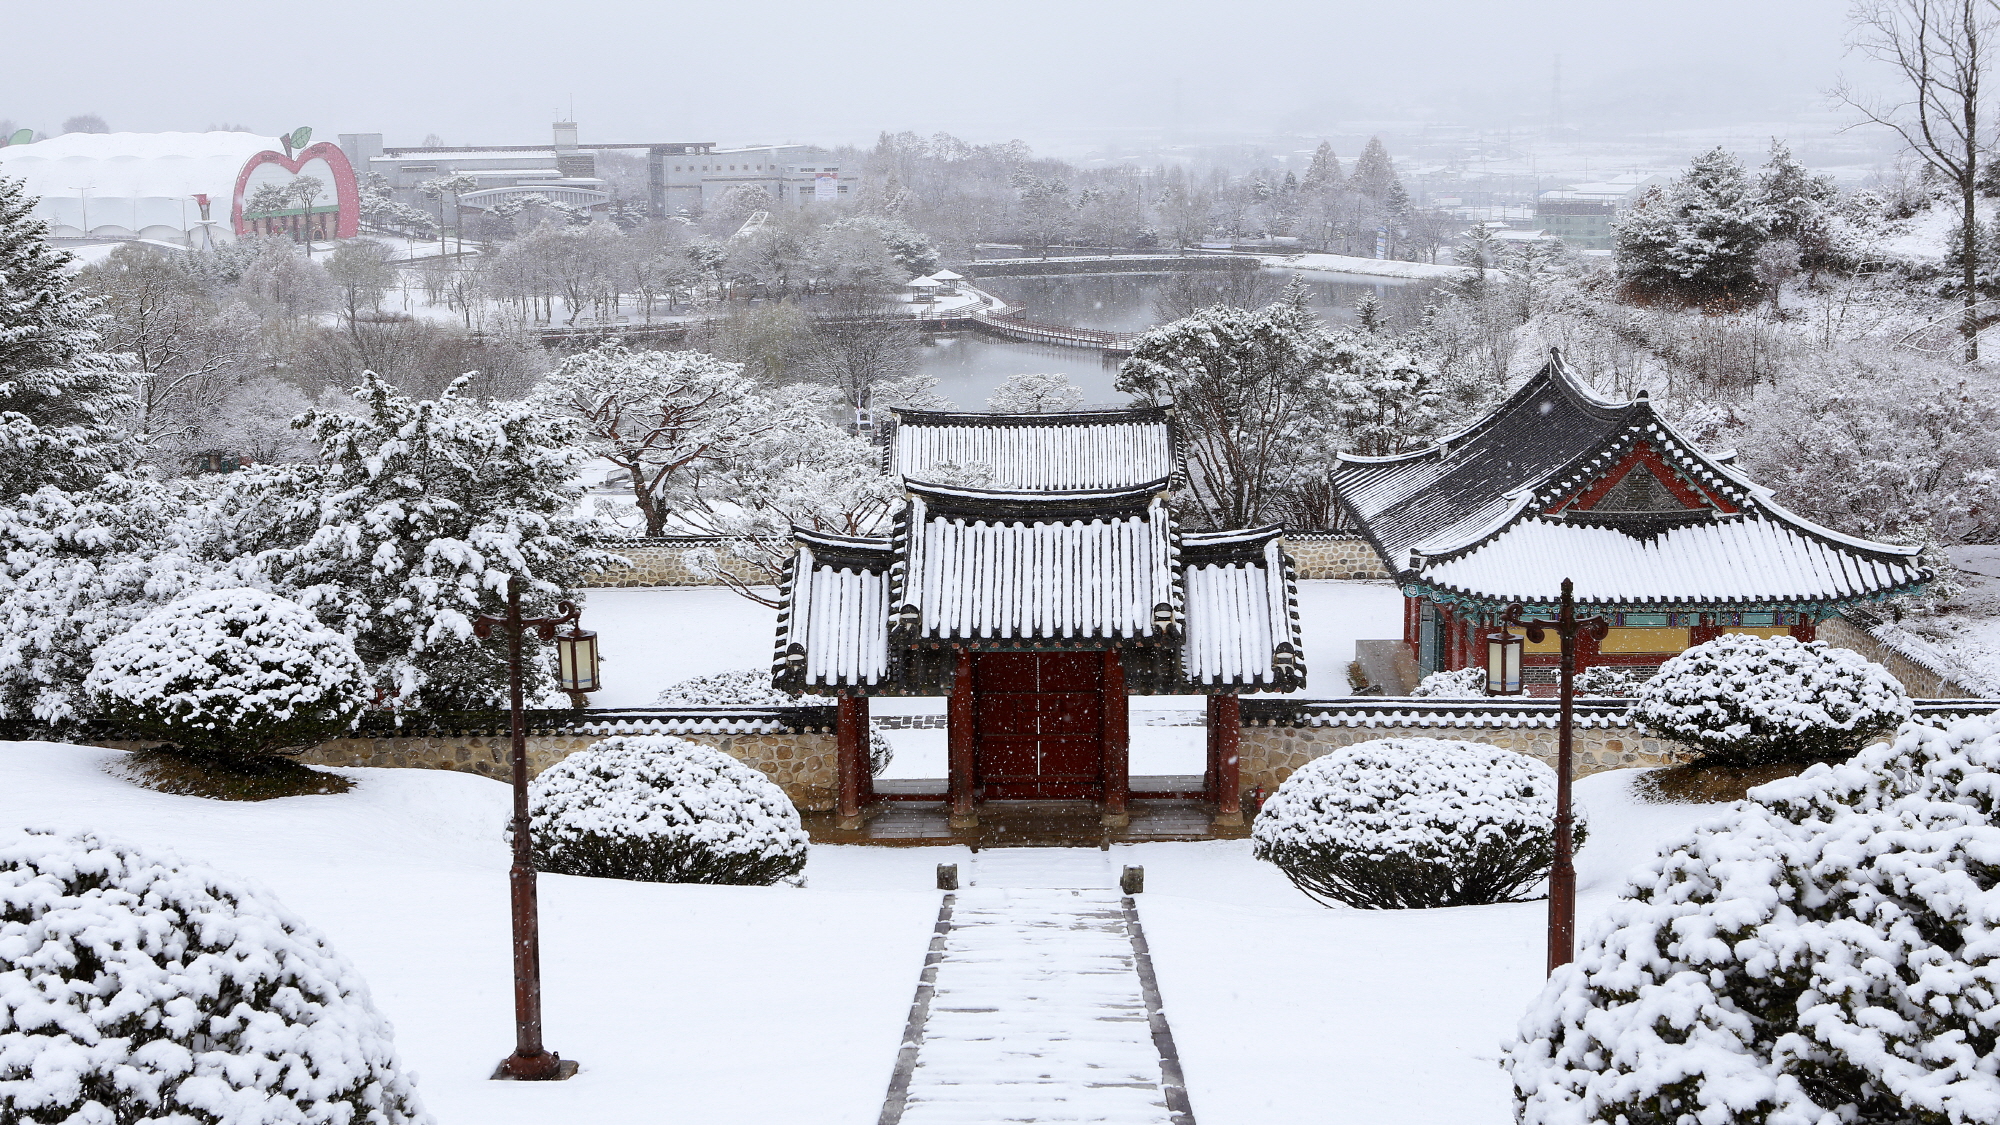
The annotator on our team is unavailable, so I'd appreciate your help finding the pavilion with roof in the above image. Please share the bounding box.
[772,407,1303,830]
[1333,351,1930,692]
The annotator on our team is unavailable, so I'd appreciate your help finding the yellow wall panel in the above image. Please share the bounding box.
[1601,626,1692,654]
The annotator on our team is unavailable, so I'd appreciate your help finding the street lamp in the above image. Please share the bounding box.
[554,625,599,709]
[1485,628,1524,696]
[1501,578,1608,976]
[473,576,585,1081]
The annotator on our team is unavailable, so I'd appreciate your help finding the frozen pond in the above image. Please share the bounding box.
[920,267,1413,408]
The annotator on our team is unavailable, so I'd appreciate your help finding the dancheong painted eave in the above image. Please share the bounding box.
[889,406,1178,492]
[1333,348,1928,613]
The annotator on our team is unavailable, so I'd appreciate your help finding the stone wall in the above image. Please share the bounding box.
[1236,721,1684,800]
[94,728,840,812]
[1819,614,1977,698]
[1281,535,1391,580]
[584,540,780,588]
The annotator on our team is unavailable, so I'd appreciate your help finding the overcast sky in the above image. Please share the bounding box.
[2,1,1883,152]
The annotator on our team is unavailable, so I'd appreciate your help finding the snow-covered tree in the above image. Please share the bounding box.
[262,374,613,710]
[86,588,368,763]
[529,343,770,537]
[1633,633,1912,766]
[987,372,1085,413]
[1505,712,2000,1125]
[1410,667,1485,699]
[324,238,397,330]
[1321,330,1443,457]
[0,175,132,499]
[0,828,430,1125]
[1614,148,1771,305]
[1759,138,1842,278]
[1348,137,1401,204]
[527,735,809,885]
[1117,281,1333,529]
[1252,738,1577,908]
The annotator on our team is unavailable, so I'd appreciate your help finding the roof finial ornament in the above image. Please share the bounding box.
[1549,345,1563,365]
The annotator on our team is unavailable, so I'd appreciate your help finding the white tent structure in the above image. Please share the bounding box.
[0,131,279,245]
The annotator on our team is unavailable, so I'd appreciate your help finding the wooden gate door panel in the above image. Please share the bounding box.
[972,652,1106,800]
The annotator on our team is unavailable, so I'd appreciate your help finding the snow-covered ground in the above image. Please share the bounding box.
[0,741,1719,1125]
[1881,546,2000,696]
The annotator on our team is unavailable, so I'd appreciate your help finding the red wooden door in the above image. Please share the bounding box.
[972,652,1105,799]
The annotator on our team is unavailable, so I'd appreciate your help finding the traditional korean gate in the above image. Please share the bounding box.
[972,653,1106,799]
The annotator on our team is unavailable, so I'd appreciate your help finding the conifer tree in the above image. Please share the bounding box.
[1759,139,1841,276]
[1349,137,1400,203]
[1302,142,1344,195]
[0,176,131,498]
[1613,147,1770,305]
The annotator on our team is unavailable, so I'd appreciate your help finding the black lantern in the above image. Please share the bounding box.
[1485,629,1524,695]
[555,625,600,702]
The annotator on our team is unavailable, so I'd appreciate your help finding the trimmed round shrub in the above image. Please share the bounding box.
[0,828,428,1125]
[1252,738,1582,908]
[1411,667,1485,698]
[655,669,892,776]
[528,734,808,885]
[85,588,368,763]
[1505,713,2000,1125]
[1573,665,1643,697]
[1632,633,1911,766]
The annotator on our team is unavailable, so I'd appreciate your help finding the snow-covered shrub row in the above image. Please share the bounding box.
[85,588,368,761]
[1572,665,1643,697]
[1505,713,2000,1125]
[1633,633,1911,765]
[655,669,891,776]
[0,828,429,1125]
[1251,738,1580,908]
[1410,667,1485,698]
[528,735,809,885]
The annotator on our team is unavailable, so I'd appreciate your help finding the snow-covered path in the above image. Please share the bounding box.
[888,850,1191,1124]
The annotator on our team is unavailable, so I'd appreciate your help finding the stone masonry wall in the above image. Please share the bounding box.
[588,534,1392,587]
[1818,614,1975,698]
[1284,536,1392,580]
[94,730,839,812]
[1236,722,1685,800]
[583,541,779,588]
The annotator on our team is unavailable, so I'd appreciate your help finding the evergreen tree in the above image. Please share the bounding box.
[0,176,132,498]
[1613,147,1770,305]
[1758,139,1841,275]
[1302,142,1344,196]
[1349,137,1400,203]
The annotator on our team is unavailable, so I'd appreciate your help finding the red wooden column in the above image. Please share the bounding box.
[946,649,978,828]
[1202,695,1221,802]
[1211,694,1243,828]
[835,695,869,830]
[1101,650,1130,827]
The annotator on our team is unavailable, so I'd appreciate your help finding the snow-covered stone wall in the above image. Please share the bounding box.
[584,539,782,588]
[1283,535,1391,580]
[1237,721,1681,802]
[584,534,1386,587]
[1818,613,1978,698]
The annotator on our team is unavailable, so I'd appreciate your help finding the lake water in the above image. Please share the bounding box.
[919,268,1406,409]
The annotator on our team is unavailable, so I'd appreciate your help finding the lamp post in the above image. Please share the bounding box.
[474,576,590,1081]
[1485,627,1525,696]
[1501,578,1608,975]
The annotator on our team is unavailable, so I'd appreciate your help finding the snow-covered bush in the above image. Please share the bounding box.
[528,735,808,885]
[1573,665,1643,697]
[0,828,429,1125]
[1632,633,1911,766]
[655,669,890,776]
[1410,667,1486,699]
[1505,713,2000,1125]
[86,588,368,762]
[1251,738,1580,908]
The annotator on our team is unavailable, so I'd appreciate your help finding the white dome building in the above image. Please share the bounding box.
[0,130,359,248]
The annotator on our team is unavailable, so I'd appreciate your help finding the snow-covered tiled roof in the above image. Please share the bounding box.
[773,533,892,690]
[1180,527,1303,688]
[891,407,1176,491]
[1335,351,1928,608]
[1419,515,1926,607]
[895,488,1178,642]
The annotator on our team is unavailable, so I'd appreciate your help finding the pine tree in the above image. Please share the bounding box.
[0,176,131,498]
[1614,147,1770,305]
[1302,142,1344,196]
[1349,137,1400,203]
[1759,139,1841,276]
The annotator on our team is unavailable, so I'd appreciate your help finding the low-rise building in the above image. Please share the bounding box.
[1534,174,1664,250]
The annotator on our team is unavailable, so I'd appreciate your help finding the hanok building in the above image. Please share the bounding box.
[1334,353,1930,692]
[772,408,1303,829]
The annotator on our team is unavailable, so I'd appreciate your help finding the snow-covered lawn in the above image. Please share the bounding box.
[0,739,1719,1125]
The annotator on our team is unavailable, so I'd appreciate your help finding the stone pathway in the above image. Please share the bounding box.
[880,849,1194,1125]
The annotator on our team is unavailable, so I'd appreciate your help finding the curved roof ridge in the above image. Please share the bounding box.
[891,405,1171,427]
[1182,523,1286,546]
[794,529,894,551]
[903,475,1172,505]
